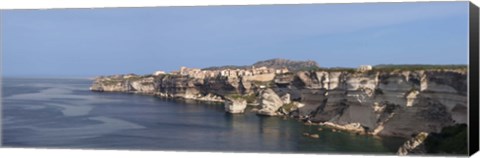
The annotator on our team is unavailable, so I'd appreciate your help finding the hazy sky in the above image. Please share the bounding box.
[1,2,469,78]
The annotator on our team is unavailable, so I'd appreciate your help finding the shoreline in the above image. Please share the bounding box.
[91,89,406,140]
[88,67,468,155]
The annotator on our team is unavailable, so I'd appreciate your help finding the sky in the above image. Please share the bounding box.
[1,2,470,78]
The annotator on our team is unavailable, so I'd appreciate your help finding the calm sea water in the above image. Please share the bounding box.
[2,78,406,154]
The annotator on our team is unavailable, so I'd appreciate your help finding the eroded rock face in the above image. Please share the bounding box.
[224,98,247,114]
[90,75,134,92]
[281,93,291,104]
[130,77,156,93]
[397,132,429,155]
[90,69,467,139]
[257,88,284,116]
[303,70,467,138]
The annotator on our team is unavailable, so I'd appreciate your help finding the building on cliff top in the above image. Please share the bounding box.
[171,66,286,78]
[358,65,373,72]
[153,71,166,76]
[275,67,290,74]
[178,66,202,76]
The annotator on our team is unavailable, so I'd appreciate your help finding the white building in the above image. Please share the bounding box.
[153,71,166,76]
[358,65,373,72]
[180,66,188,75]
[220,70,229,77]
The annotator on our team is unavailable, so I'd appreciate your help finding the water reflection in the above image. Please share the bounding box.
[3,78,406,154]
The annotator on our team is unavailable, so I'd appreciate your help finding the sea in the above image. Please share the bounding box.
[2,77,406,154]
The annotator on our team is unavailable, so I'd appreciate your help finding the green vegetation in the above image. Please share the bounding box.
[143,74,155,78]
[126,76,143,81]
[372,64,467,72]
[360,80,368,84]
[101,80,123,86]
[228,94,244,99]
[281,71,294,75]
[140,82,152,86]
[296,66,321,72]
[203,58,320,72]
[202,65,248,71]
[424,124,468,155]
[252,58,319,71]
[282,102,296,112]
[384,103,399,114]
[227,93,257,103]
[374,88,384,95]
[302,64,467,74]
[244,94,257,103]
[315,67,357,73]
[268,81,276,87]
[251,81,267,85]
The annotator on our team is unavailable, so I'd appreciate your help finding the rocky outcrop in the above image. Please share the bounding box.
[281,93,291,104]
[397,132,429,155]
[257,88,284,116]
[297,70,467,138]
[321,122,366,134]
[224,98,247,114]
[90,69,467,139]
[91,74,247,101]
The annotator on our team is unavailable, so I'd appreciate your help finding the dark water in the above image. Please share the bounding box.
[2,78,406,154]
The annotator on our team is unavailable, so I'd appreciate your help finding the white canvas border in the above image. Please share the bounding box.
[0,0,477,158]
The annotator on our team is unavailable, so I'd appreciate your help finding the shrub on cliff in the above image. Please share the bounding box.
[424,124,468,155]
[315,67,356,73]
[372,64,467,72]
[281,102,296,112]
[202,58,320,72]
[228,94,257,104]
[374,88,384,95]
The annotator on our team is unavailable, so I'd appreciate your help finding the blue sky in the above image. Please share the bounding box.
[1,2,469,78]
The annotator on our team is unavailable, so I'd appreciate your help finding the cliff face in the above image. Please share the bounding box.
[90,69,467,138]
[287,70,467,138]
[224,98,247,114]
